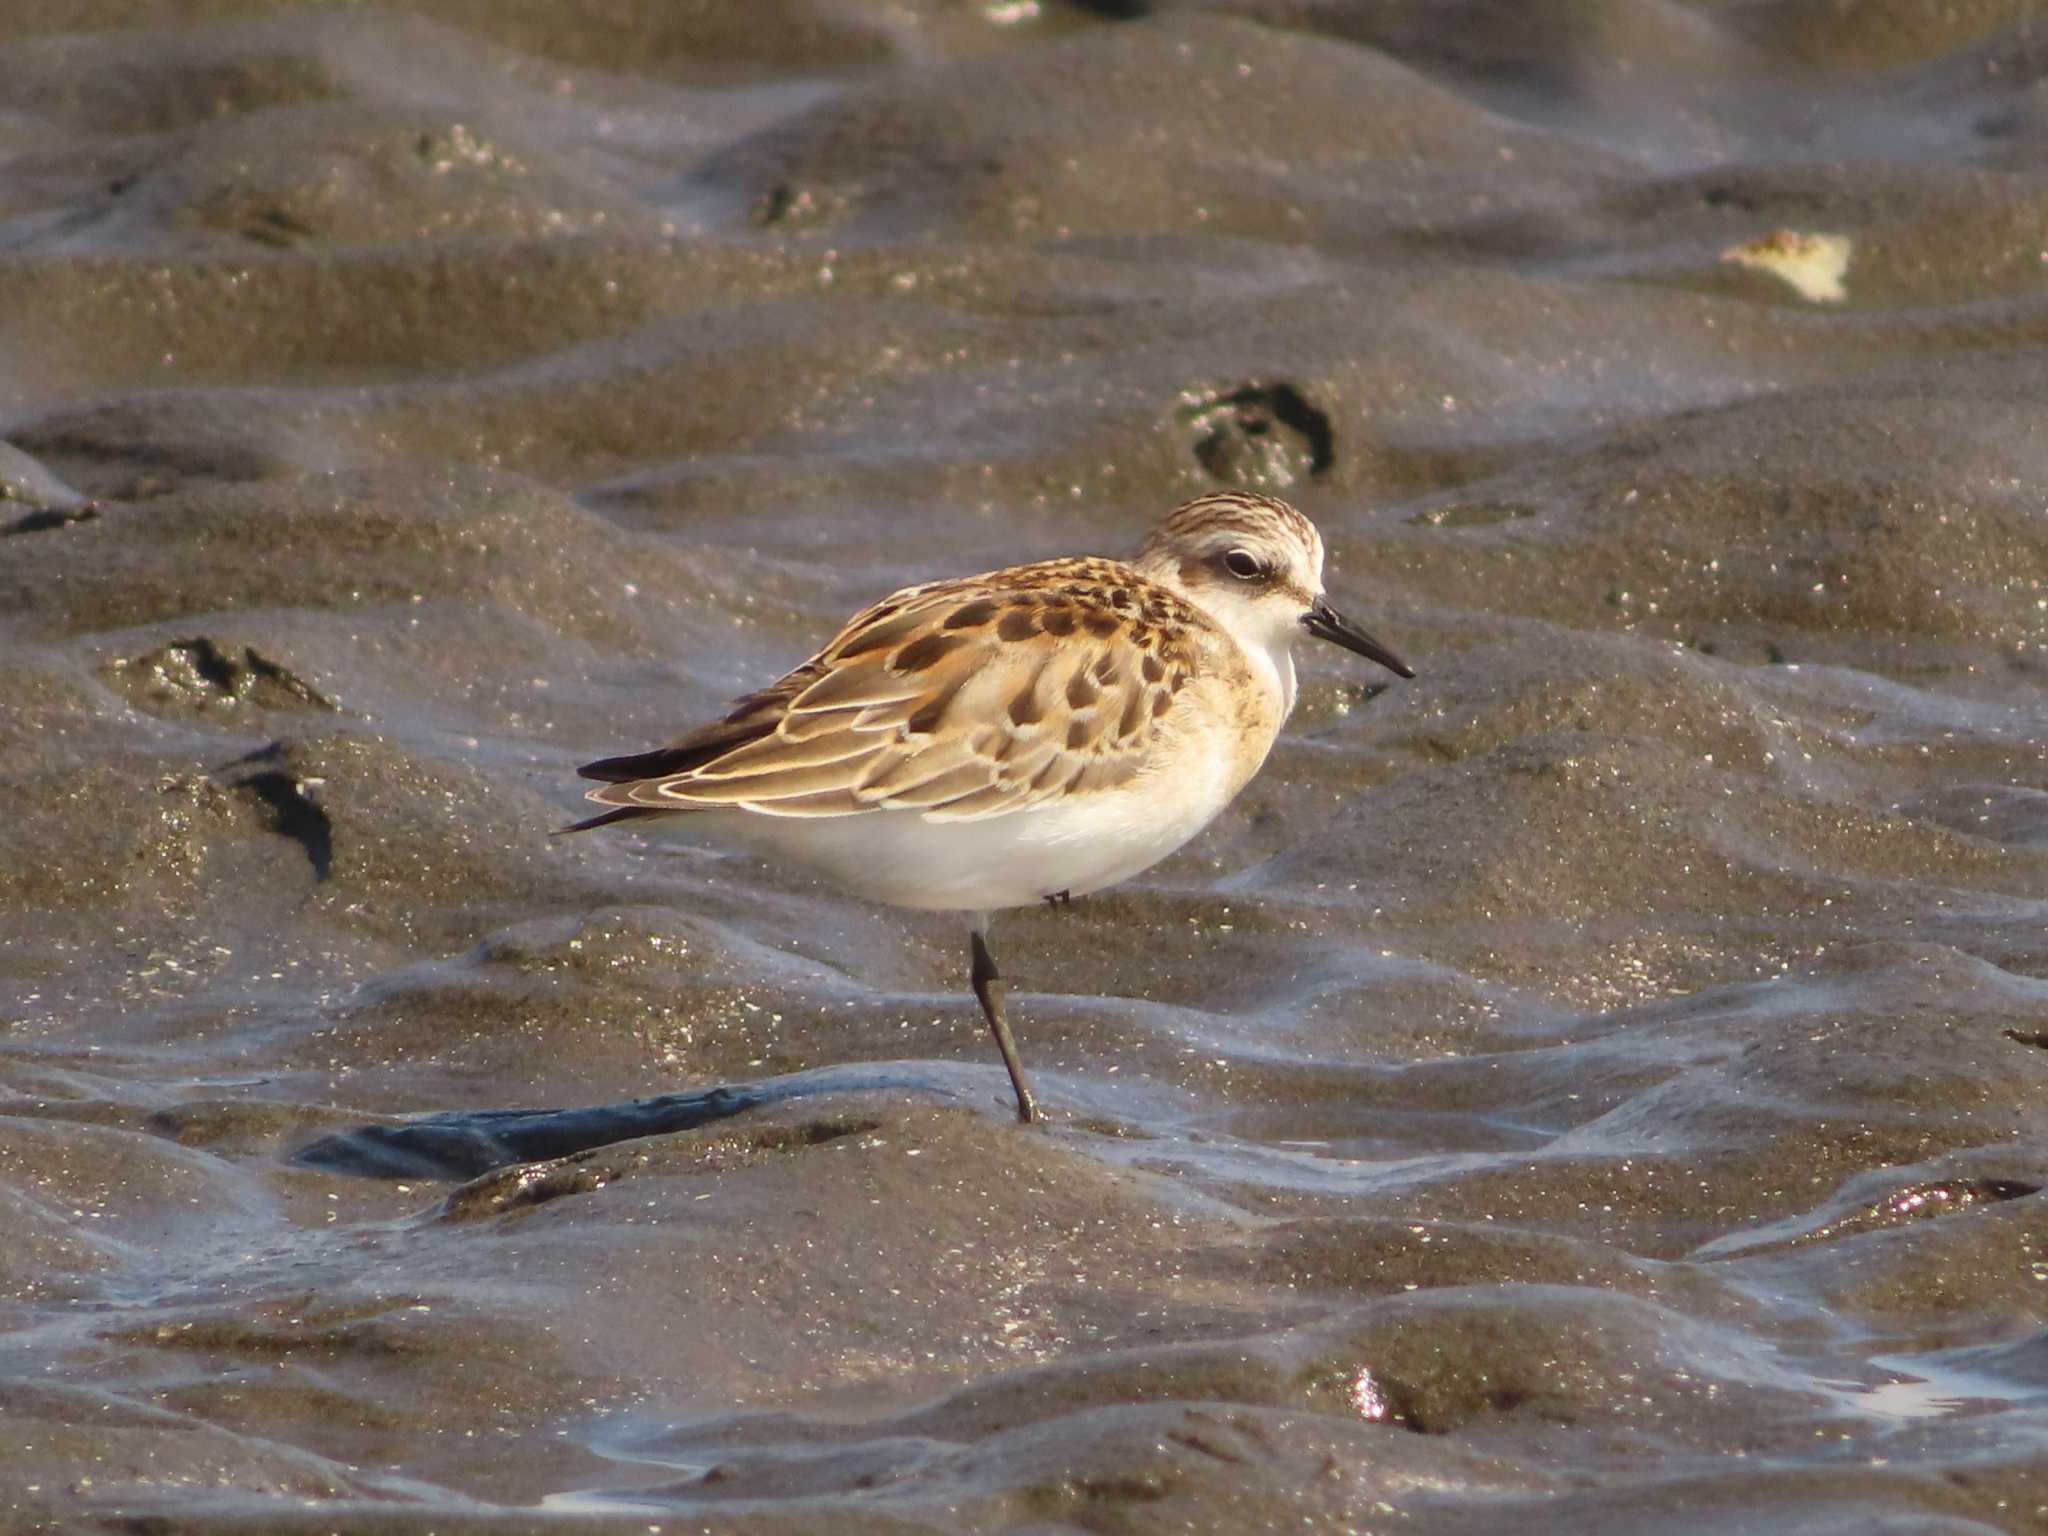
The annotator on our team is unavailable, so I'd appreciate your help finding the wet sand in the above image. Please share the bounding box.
[4,3,2047,1531]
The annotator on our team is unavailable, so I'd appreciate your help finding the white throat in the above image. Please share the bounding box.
[1194,596,1302,723]
[1244,628,1298,720]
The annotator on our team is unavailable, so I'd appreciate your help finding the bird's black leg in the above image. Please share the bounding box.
[969,922,1040,1124]
[1041,889,1073,910]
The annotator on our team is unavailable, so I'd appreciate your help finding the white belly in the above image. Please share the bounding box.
[681,761,1239,913]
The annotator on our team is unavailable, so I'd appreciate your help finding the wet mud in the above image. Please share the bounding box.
[3,2,2047,1532]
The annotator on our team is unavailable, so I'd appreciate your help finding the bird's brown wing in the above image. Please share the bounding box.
[571,560,1204,824]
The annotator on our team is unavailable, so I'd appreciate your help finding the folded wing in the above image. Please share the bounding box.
[577,564,1199,823]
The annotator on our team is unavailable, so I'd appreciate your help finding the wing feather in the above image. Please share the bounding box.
[869,762,1000,809]
[576,559,1208,825]
[660,749,888,804]
[791,662,925,714]
[699,728,882,777]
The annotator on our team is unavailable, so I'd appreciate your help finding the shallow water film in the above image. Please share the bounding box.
[5,3,2048,1532]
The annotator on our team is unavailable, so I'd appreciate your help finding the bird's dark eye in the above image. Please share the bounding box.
[1223,549,1263,579]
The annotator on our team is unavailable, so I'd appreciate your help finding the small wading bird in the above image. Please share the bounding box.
[565,492,1413,1122]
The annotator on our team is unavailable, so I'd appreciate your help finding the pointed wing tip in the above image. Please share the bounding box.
[554,805,667,835]
[577,752,652,784]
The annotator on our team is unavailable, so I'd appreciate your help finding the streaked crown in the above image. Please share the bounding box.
[1133,491,1327,607]
[1140,491,1322,568]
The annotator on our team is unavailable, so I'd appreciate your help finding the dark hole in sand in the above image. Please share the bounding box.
[179,636,241,693]
[1976,1178,2042,1200]
[1183,380,1335,489]
[112,638,336,713]
[218,743,333,880]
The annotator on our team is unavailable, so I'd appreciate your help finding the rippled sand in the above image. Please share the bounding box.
[4,3,2047,1532]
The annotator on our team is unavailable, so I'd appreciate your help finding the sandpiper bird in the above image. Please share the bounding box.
[566,492,1413,1122]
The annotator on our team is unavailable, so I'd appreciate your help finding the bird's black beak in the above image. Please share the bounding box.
[1302,597,1415,679]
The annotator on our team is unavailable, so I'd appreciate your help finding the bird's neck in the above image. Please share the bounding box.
[1240,628,1298,721]
[1133,552,1299,724]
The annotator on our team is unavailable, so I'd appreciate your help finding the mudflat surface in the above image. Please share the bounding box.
[4,3,2048,1532]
